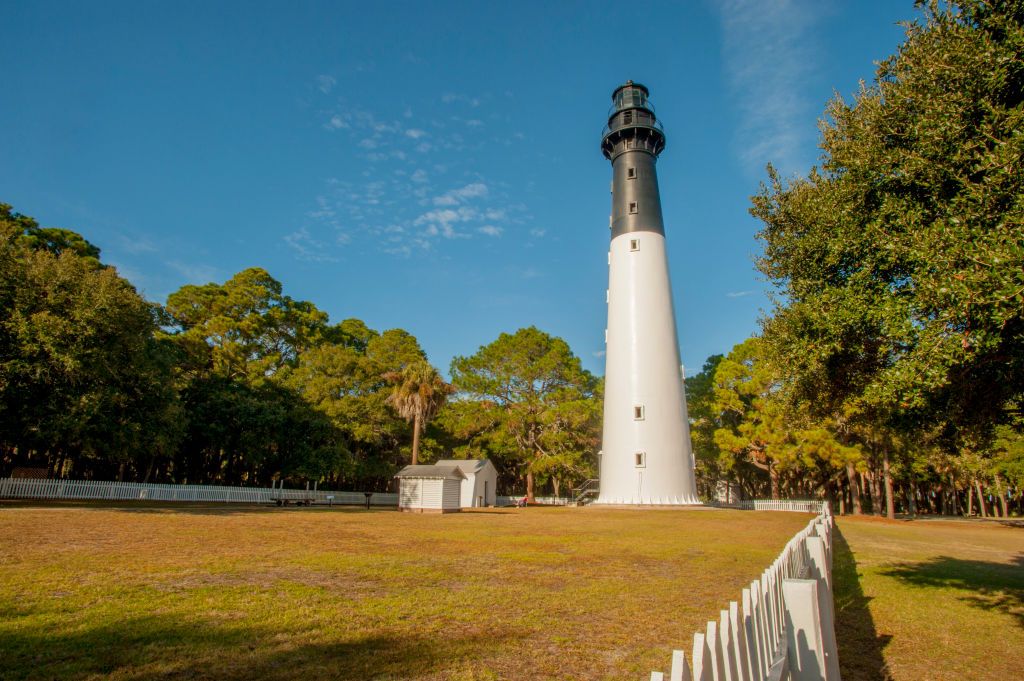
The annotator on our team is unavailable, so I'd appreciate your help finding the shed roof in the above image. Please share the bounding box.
[394,465,466,480]
[434,459,494,475]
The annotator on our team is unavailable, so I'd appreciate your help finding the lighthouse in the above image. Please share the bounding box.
[595,81,700,506]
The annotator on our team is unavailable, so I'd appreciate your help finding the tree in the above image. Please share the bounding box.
[711,338,792,499]
[0,204,181,479]
[282,325,429,489]
[752,1,1024,506]
[165,267,328,382]
[449,327,599,502]
[384,361,454,466]
[685,354,725,498]
[711,338,862,502]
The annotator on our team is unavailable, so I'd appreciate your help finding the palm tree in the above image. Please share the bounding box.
[384,360,454,465]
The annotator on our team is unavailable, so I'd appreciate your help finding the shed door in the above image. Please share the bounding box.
[442,479,461,509]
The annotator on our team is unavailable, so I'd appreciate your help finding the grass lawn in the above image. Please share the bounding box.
[833,515,1024,681]
[0,503,811,681]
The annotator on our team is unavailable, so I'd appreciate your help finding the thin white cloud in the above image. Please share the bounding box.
[529,228,546,238]
[726,290,754,298]
[166,260,219,284]
[592,350,606,358]
[478,225,503,237]
[405,128,427,139]
[432,182,488,206]
[117,235,158,255]
[284,228,340,262]
[441,93,481,107]
[324,115,348,130]
[713,0,826,175]
[316,75,336,94]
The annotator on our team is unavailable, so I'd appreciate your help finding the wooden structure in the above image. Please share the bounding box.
[434,459,497,507]
[394,465,465,513]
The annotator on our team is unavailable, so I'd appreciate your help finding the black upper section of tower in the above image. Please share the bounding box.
[601,80,666,161]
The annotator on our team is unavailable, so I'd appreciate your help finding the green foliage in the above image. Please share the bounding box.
[165,267,329,382]
[383,360,454,465]
[747,1,1024,512]
[0,204,179,478]
[705,338,861,499]
[448,327,600,499]
[753,1,1024,443]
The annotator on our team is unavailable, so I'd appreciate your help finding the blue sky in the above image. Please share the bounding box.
[1,1,913,377]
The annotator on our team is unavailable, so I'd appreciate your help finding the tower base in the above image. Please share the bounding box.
[593,494,702,506]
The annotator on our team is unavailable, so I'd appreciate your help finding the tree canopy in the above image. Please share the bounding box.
[745,0,1024,516]
[447,327,600,501]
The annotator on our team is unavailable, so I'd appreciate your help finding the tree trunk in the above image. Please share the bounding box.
[411,412,422,466]
[526,469,535,504]
[883,450,896,520]
[54,452,67,480]
[949,473,960,515]
[967,483,975,516]
[769,463,780,500]
[551,477,560,499]
[143,454,156,484]
[908,485,918,516]
[871,471,883,516]
[846,463,862,515]
[974,480,987,518]
[862,471,875,514]
[995,475,1009,518]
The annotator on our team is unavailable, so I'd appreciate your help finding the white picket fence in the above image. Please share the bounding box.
[0,478,579,508]
[495,495,572,506]
[0,478,399,506]
[650,504,839,681]
[713,499,827,514]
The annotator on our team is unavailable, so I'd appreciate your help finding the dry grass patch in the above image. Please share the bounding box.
[0,503,810,680]
[833,516,1024,681]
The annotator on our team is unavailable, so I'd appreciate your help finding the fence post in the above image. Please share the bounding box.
[742,587,764,680]
[781,578,833,681]
[718,608,739,681]
[670,649,692,681]
[804,536,840,680]
[706,620,727,681]
[692,632,713,681]
[727,601,749,681]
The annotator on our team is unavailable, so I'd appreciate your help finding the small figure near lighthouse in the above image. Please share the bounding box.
[595,81,700,506]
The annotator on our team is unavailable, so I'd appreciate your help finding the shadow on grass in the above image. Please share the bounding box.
[832,524,893,681]
[3,611,518,680]
[880,553,1024,629]
[996,519,1024,529]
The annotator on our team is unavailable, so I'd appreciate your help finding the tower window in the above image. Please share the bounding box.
[634,405,645,420]
[629,239,639,251]
[627,167,636,179]
[629,202,638,214]
[635,452,646,468]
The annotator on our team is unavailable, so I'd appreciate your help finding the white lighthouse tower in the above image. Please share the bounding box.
[595,81,700,506]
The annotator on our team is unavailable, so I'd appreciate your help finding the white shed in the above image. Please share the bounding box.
[395,465,465,513]
[435,459,498,508]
